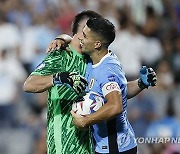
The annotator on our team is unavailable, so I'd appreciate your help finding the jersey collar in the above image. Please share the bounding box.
[92,51,111,68]
[68,45,84,58]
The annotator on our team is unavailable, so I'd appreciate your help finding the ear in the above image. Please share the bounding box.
[94,41,102,49]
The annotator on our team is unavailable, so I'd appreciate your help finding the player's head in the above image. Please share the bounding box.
[79,18,115,54]
[72,10,102,36]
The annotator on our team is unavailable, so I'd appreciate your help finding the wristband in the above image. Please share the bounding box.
[55,37,66,42]
[54,37,67,49]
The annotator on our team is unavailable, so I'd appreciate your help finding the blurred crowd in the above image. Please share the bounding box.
[0,0,180,154]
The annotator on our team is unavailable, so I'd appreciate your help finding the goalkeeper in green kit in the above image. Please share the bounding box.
[24,11,103,154]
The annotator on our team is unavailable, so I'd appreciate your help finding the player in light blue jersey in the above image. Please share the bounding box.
[71,18,157,154]
[86,52,137,153]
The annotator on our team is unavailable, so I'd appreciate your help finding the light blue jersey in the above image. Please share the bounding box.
[85,52,137,153]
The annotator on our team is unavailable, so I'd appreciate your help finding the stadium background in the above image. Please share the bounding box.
[0,0,180,153]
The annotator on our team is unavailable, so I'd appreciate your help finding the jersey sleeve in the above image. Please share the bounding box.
[98,65,125,97]
[31,51,66,76]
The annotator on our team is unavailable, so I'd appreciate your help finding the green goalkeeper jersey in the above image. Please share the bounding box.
[31,45,93,154]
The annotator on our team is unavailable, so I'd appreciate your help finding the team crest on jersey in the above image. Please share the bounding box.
[89,78,94,90]
[36,62,45,70]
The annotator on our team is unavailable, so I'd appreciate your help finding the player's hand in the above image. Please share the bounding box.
[46,39,65,53]
[138,66,157,89]
[53,72,88,94]
[46,34,72,53]
[70,110,88,129]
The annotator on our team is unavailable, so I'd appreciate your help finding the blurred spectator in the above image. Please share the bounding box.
[145,96,180,154]
[162,143,180,154]
[146,96,180,138]
[0,128,34,154]
[110,9,146,80]
[34,125,47,154]
[20,92,47,154]
[6,1,32,29]
[0,13,21,58]
[114,0,164,26]
[143,6,161,37]
[20,13,57,74]
[127,91,156,137]
[0,49,27,128]
[141,6,163,67]
[172,36,180,75]
[160,39,174,66]
[176,3,180,34]
[147,59,174,119]
[142,36,163,68]
[172,76,180,119]
[97,0,118,28]
[156,59,174,90]
[76,0,90,12]
[56,1,76,34]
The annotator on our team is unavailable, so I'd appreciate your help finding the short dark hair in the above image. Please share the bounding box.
[72,10,102,35]
[86,18,115,48]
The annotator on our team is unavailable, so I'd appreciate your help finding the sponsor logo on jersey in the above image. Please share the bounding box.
[89,78,94,90]
[36,62,45,70]
[108,75,115,82]
[118,133,131,148]
[105,82,120,91]
[102,82,121,96]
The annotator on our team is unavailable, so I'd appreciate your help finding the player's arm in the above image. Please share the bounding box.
[46,34,72,53]
[71,83,123,128]
[23,72,88,94]
[23,75,53,93]
[72,91,123,128]
[127,79,142,99]
[127,66,157,99]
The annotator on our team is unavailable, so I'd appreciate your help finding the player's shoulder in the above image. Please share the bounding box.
[97,53,126,80]
[101,52,122,72]
[44,49,69,62]
[105,51,121,66]
[48,49,67,57]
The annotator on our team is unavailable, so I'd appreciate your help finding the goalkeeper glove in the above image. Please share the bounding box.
[53,72,88,94]
[138,66,157,89]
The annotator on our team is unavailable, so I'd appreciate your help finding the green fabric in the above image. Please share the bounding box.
[31,46,93,154]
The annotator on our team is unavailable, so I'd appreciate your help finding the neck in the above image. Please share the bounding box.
[90,49,108,65]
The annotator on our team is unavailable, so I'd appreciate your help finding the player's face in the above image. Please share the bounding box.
[72,19,88,50]
[79,25,96,55]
